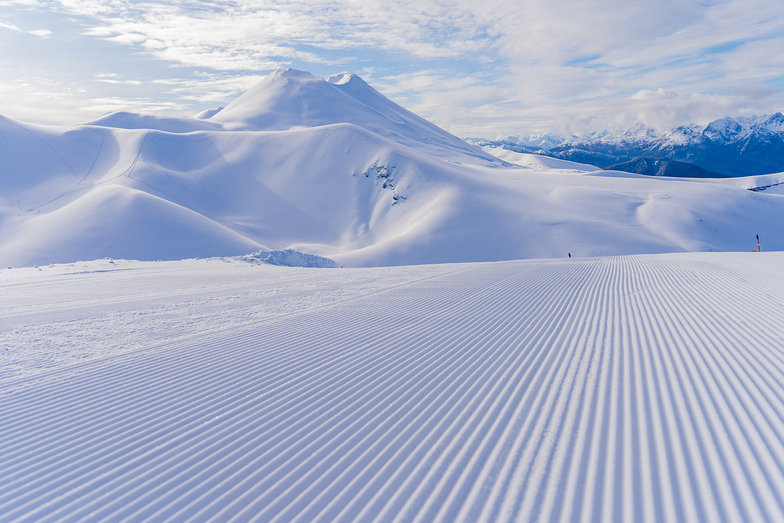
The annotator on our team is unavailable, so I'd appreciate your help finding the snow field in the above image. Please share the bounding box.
[3,69,784,269]
[2,252,784,521]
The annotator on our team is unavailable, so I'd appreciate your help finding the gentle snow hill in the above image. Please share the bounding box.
[2,252,784,521]
[86,111,225,133]
[1,69,783,268]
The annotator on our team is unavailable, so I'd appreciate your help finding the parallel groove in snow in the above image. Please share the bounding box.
[2,254,784,522]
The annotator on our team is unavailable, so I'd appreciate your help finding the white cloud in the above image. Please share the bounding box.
[27,29,51,37]
[150,73,266,103]
[95,79,142,85]
[0,76,185,125]
[0,20,22,31]
[47,0,500,70]
[550,89,784,137]
[371,72,784,139]
[0,77,97,124]
[2,0,784,135]
[93,73,141,85]
[79,97,187,114]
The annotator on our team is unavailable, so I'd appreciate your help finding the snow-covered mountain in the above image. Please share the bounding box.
[4,72,784,523]
[211,69,487,161]
[605,157,727,178]
[1,69,783,268]
[492,132,565,151]
[471,114,784,176]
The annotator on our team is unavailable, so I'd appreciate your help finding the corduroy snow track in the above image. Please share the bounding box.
[2,252,784,522]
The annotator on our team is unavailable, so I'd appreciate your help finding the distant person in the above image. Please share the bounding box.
[568,253,571,259]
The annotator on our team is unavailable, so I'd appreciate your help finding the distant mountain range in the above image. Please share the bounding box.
[467,113,784,177]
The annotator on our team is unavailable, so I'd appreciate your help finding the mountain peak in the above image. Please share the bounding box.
[210,68,491,160]
[704,117,745,141]
[210,68,370,131]
[327,72,357,85]
[758,112,784,133]
[269,67,321,82]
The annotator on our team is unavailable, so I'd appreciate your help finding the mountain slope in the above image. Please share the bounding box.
[607,157,728,178]
[1,71,783,268]
[212,69,484,160]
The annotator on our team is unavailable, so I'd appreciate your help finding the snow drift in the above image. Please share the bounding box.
[1,69,782,268]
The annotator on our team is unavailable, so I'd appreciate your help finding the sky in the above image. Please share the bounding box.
[1,0,783,138]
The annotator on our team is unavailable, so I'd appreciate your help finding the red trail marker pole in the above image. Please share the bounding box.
[757,234,761,252]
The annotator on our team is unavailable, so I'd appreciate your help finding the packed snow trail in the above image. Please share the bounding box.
[2,252,784,521]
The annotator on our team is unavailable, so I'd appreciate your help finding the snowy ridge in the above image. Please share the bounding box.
[492,113,784,151]
[2,252,784,521]
[566,123,661,148]
[476,112,784,176]
[1,70,783,268]
[86,112,224,133]
[702,113,784,142]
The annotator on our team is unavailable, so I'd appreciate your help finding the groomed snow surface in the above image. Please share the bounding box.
[3,252,784,522]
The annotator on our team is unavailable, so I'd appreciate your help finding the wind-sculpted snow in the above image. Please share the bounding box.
[1,69,783,268]
[2,252,784,521]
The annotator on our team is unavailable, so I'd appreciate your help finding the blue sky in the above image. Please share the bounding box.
[1,0,783,138]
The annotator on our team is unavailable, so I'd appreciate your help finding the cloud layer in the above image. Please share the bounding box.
[1,0,782,135]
